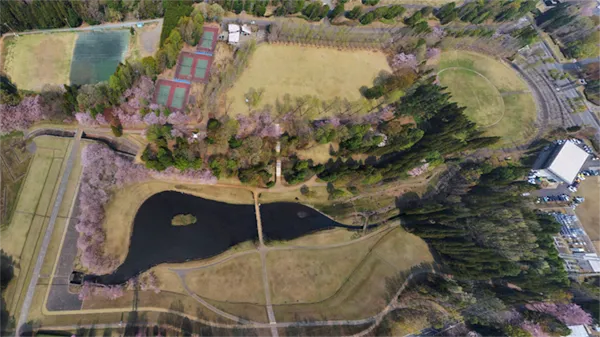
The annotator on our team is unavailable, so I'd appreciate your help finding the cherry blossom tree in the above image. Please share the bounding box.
[526,303,593,325]
[75,112,98,126]
[408,163,430,177]
[121,76,154,110]
[392,53,418,69]
[426,48,441,59]
[0,96,45,133]
[521,321,550,337]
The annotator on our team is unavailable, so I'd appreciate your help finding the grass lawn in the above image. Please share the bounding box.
[227,44,391,116]
[438,50,537,147]
[575,177,600,252]
[184,251,265,304]
[1,136,82,319]
[267,230,388,305]
[102,180,254,266]
[437,68,504,127]
[272,227,433,321]
[1,134,33,227]
[3,33,77,91]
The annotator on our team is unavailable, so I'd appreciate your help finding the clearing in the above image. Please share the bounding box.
[575,176,600,252]
[437,50,537,147]
[2,33,77,91]
[227,44,391,116]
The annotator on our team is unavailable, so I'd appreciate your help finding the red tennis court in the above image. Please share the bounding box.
[197,26,219,53]
[153,79,191,110]
[175,51,213,83]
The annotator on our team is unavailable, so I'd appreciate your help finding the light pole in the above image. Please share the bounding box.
[3,22,19,37]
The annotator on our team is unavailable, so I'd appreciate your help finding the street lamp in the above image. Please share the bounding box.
[3,22,19,37]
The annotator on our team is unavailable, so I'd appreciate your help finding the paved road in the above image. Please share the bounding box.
[3,19,162,36]
[16,129,83,336]
[46,188,84,312]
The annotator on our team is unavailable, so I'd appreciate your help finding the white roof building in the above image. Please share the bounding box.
[228,24,240,33]
[228,31,240,44]
[241,24,251,35]
[533,141,589,184]
[565,325,591,337]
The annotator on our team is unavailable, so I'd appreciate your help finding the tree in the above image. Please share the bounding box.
[0,75,21,106]
[328,4,344,19]
[362,0,379,5]
[346,6,362,19]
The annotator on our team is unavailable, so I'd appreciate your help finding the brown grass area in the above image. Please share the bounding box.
[103,181,254,265]
[3,33,76,90]
[0,134,33,227]
[227,44,391,115]
[7,136,83,318]
[269,228,356,247]
[575,176,600,252]
[272,227,433,321]
[184,252,265,304]
[267,230,388,304]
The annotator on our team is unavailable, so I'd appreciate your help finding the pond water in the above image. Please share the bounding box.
[69,30,130,85]
[90,191,366,284]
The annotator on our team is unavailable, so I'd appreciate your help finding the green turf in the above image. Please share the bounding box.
[179,56,193,76]
[438,68,504,127]
[194,59,208,79]
[157,84,171,106]
[201,31,214,49]
[171,87,186,109]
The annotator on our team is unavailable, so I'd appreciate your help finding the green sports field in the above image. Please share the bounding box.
[437,50,537,147]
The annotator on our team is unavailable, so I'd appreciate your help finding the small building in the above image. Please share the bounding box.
[228,24,240,33]
[532,141,589,184]
[565,325,592,337]
[228,31,240,45]
[241,24,251,36]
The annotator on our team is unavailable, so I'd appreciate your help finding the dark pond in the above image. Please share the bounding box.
[91,191,367,285]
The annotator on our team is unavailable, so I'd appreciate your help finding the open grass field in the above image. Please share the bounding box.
[227,45,391,116]
[1,133,33,227]
[575,176,600,252]
[2,33,76,91]
[272,227,433,321]
[102,180,254,266]
[438,50,537,147]
[184,251,265,304]
[267,230,387,304]
[1,136,85,320]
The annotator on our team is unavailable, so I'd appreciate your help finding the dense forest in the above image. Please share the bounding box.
[0,0,163,35]
[390,164,592,336]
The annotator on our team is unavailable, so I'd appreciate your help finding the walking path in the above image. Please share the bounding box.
[16,129,83,336]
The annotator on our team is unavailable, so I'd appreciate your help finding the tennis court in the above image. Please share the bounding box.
[171,87,187,109]
[197,26,219,53]
[200,31,214,50]
[153,79,191,110]
[157,84,171,106]
[175,51,213,83]
[179,56,194,77]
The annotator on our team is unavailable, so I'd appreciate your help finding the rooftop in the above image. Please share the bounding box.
[546,141,589,183]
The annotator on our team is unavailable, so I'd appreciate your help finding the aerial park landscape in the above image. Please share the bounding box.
[1,0,599,336]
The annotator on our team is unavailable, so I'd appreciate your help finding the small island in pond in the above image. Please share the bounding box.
[171,214,197,226]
